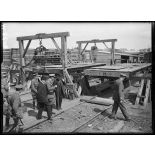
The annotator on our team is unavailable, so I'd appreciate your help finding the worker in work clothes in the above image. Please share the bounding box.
[36,75,52,120]
[31,73,39,110]
[46,74,57,113]
[4,84,24,132]
[110,73,130,121]
[53,73,65,110]
[80,75,91,95]
[1,73,9,98]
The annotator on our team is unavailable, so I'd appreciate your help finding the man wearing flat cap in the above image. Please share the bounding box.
[110,73,130,121]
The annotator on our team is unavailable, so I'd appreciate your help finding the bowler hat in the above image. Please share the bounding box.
[49,74,55,77]
[10,83,15,86]
[15,84,23,90]
[120,73,127,77]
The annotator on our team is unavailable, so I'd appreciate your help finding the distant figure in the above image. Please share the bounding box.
[110,74,130,121]
[53,73,64,110]
[4,84,24,132]
[36,75,52,120]
[30,73,39,109]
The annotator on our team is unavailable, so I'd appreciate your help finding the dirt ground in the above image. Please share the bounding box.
[4,78,152,134]
[25,86,152,133]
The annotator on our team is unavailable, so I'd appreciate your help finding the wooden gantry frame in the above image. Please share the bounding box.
[76,39,117,65]
[17,32,79,97]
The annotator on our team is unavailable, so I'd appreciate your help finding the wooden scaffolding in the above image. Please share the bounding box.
[17,32,79,97]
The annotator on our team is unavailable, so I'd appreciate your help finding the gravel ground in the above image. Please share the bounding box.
[25,102,106,133]
[24,78,152,134]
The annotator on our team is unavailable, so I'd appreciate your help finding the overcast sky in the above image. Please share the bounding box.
[3,22,151,50]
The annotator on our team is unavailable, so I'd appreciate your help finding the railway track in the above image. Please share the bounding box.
[23,101,113,133]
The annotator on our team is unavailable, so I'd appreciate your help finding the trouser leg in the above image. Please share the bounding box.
[33,100,35,108]
[46,105,52,119]
[59,96,62,109]
[5,115,10,127]
[112,101,119,117]
[37,104,44,119]
[55,91,59,110]
[119,100,129,119]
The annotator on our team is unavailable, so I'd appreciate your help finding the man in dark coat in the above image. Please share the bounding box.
[36,75,52,120]
[46,74,57,113]
[110,73,130,121]
[53,73,64,110]
[80,75,90,95]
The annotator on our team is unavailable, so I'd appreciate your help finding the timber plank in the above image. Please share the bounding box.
[143,80,151,107]
[135,79,145,105]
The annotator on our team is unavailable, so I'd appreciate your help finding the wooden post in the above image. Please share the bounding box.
[111,41,115,65]
[78,43,82,62]
[19,40,26,84]
[23,40,31,57]
[143,79,151,107]
[51,38,61,53]
[64,69,79,97]
[61,36,67,69]
[135,79,145,105]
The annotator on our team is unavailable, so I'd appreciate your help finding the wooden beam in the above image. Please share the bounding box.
[19,40,24,67]
[111,41,115,65]
[76,39,117,44]
[64,69,79,97]
[18,40,26,84]
[143,79,151,107]
[23,40,31,58]
[51,38,61,52]
[17,32,70,41]
[81,42,89,54]
[61,36,67,69]
[103,42,109,48]
[135,79,145,105]
[78,43,82,61]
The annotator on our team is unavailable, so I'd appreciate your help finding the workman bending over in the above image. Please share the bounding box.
[110,73,130,121]
[3,84,24,132]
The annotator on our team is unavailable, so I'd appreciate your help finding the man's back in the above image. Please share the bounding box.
[37,81,48,104]
[112,79,124,101]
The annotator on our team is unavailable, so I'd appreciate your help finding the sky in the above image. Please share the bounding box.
[2,22,151,50]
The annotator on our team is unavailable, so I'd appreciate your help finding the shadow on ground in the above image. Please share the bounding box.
[24,102,33,109]
[28,110,37,117]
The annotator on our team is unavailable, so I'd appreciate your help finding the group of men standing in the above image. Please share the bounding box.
[30,72,64,120]
[2,69,131,133]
